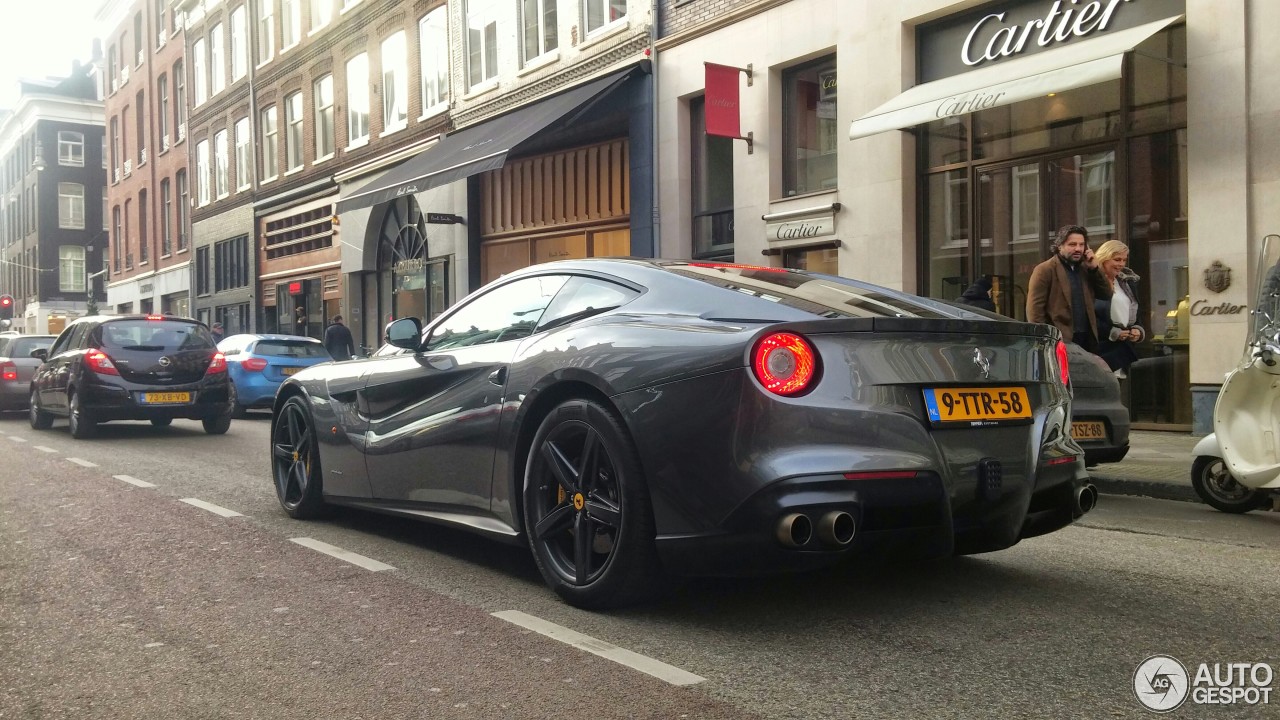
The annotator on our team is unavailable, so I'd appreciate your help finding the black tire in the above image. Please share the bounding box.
[150,418,173,427]
[28,388,52,430]
[68,390,97,439]
[270,395,327,519]
[522,398,664,610]
[1191,455,1268,514]
[229,385,247,419]
[203,412,232,435]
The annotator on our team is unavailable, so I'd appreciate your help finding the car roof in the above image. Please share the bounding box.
[72,314,204,326]
[226,333,321,343]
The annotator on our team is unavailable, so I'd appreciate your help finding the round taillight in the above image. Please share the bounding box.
[753,332,817,396]
[1055,340,1070,386]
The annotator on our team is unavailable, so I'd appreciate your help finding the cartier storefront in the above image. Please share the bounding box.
[853,0,1192,427]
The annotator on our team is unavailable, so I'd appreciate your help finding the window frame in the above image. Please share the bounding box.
[59,246,86,293]
[520,0,558,66]
[209,23,226,95]
[213,129,230,199]
[257,0,275,65]
[581,0,626,36]
[230,5,248,81]
[57,131,85,167]
[196,139,210,206]
[234,117,252,191]
[314,74,334,160]
[261,105,279,180]
[192,37,207,105]
[284,91,304,171]
[381,31,408,134]
[346,53,370,146]
[465,0,499,89]
[419,8,449,116]
[57,182,86,230]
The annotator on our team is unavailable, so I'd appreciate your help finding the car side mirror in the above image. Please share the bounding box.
[30,348,47,362]
[385,317,423,350]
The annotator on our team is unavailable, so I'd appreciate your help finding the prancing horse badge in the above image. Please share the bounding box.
[972,348,991,379]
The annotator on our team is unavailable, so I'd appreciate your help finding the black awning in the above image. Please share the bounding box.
[337,68,634,213]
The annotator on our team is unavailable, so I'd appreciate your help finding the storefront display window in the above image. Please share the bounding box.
[973,81,1120,162]
[690,96,734,259]
[782,246,838,275]
[782,56,837,196]
[1129,25,1187,133]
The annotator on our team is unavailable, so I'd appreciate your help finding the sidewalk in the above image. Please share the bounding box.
[1089,430,1202,503]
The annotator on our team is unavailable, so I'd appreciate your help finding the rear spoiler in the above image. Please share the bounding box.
[768,316,1059,340]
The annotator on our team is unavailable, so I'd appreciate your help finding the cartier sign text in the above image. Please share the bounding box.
[962,0,1132,66]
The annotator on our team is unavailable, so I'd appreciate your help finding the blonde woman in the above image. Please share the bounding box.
[1093,240,1145,378]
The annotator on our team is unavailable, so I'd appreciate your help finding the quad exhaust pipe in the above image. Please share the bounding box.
[1075,483,1099,515]
[776,511,856,549]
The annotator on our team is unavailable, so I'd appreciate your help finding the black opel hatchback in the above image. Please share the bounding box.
[29,315,233,438]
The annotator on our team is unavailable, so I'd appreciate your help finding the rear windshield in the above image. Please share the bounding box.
[99,320,216,351]
[667,263,953,319]
[6,337,53,358]
[254,340,329,358]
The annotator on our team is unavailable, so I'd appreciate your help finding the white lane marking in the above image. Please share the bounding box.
[66,457,98,468]
[34,446,58,453]
[289,537,395,572]
[492,610,706,686]
[8,436,27,443]
[179,498,244,518]
[114,475,156,488]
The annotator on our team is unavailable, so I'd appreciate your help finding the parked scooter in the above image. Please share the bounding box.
[1191,234,1280,513]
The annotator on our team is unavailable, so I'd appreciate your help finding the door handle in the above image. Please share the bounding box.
[488,367,507,386]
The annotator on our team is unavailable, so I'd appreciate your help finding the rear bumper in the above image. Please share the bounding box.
[232,375,283,407]
[0,381,28,409]
[79,377,231,421]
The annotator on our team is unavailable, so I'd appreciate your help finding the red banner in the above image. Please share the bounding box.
[704,63,741,139]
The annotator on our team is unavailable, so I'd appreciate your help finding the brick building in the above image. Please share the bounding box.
[96,0,192,318]
[0,61,108,334]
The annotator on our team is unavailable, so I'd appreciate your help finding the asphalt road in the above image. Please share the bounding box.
[1,411,1278,719]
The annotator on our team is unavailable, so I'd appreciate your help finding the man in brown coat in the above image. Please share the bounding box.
[1026,225,1113,351]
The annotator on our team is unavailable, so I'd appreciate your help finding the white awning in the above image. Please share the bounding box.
[848,15,1183,141]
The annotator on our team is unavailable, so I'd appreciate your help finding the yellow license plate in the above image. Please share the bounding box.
[1071,421,1107,440]
[282,367,302,376]
[141,391,191,404]
[924,387,1032,425]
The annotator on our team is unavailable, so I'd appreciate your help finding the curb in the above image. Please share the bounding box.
[1089,475,1201,504]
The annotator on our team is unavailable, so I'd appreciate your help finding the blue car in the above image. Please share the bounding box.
[217,334,332,417]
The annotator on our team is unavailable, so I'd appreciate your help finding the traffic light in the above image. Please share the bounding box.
[0,294,13,321]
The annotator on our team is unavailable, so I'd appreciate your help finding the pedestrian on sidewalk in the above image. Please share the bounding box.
[1026,224,1113,352]
[323,314,355,361]
[957,275,997,313]
[210,322,225,345]
[1093,240,1145,378]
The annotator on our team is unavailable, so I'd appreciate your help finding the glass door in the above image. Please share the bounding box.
[975,161,1042,320]
[1046,147,1118,245]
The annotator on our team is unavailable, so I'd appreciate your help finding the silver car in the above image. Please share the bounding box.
[0,334,55,411]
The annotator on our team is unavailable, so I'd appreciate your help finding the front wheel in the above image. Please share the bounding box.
[271,396,327,519]
[1191,455,1268,514]
[522,398,664,610]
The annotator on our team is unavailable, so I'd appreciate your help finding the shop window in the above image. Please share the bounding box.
[782,56,837,196]
[923,117,968,169]
[1129,24,1187,133]
[974,81,1120,162]
[782,247,838,275]
[690,96,734,259]
[924,170,971,303]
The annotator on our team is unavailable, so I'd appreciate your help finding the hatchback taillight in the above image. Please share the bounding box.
[0,361,15,381]
[752,332,817,396]
[206,352,227,374]
[1055,340,1070,386]
[84,350,120,376]
[241,357,268,372]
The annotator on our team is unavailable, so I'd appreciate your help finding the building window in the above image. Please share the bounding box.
[58,183,86,230]
[157,75,169,148]
[192,38,207,104]
[110,117,120,174]
[235,117,251,190]
[155,0,166,47]
[520,0,557,65]
[108,44,118,92]
[59,246,85,293]
[381,32,407,133]
[261,106,279,180]
[133,12,144,63]
[174,60,187,134]
[210,23,225,95]
[466,0,498,88]
[135,90,146,162]
[285,92,304,171]
[57,131,85,167]
[161,178,172,255]
[196,139,210,206]
[782,56,837,196]
[282,0,300,48]
[112,205,122,271]
[215,235,250,292]
[138,189,149,263]
[230,6,247,81]
[346,54,370,145]
[214,129,229,199]
[314,74,334,159]
[121,105,129,165]
[419,8,448,114]
[582,0,625,34]
[196,246,210,295]
[690,97,733,259]
[103,194,108,230]
[310,0,330,32]
[257,0,275,64]
[176,169,189,250]
[123,198,132,267]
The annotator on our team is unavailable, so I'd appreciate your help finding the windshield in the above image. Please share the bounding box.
[99,320,215,352]
[254,340,329,358]
[6,337,53,358]
[1249,234,1280,366]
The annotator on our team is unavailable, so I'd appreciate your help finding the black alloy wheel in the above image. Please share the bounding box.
[1191,455,1268,514]
[271,396,326,518]
[29,388,52,430]
[523,399,662,609]
[68,390,96,439]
